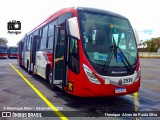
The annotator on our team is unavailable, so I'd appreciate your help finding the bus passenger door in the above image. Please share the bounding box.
[31,36,38,73]
[51,25,66,89]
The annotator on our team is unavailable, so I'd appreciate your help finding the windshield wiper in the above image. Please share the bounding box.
[102,45,114,72]
[103,37,132,73]
[117,46,132,72]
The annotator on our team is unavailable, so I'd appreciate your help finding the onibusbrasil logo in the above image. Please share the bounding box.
[7,20,21,35]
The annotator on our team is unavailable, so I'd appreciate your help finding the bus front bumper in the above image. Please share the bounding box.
[68,78,140,97]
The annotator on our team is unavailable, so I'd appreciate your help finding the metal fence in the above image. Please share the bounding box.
[139,52,160,58]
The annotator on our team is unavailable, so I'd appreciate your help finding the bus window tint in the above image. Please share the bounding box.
[42,26,48,38]
[48,36,54,49]
[69,38,79,59]
[11,48,18,54]
[78,11,137,67]
[58,13,73,24]
[47,20,57,49]
[40,26,48,49]
[34,30,40,50]
[69,38,80,74]
[0,48,7,53]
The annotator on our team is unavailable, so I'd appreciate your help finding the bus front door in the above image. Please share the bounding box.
[51,25,67,90]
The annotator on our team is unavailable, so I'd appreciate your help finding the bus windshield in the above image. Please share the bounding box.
[78,11,138,70]
[0,48,8,54]
[11,48,18,54]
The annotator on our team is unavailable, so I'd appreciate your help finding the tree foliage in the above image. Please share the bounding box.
[138,37,160,52]
[0,37,8,46]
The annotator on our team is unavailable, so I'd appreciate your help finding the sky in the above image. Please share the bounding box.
[0,0,160,46]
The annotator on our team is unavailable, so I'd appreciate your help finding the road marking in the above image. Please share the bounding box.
[125,94,133,98]
[133,92,139,120]
[9,63,68,120]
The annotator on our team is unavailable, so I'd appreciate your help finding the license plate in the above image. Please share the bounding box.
[122,78,133,84]
[115,88,126,93]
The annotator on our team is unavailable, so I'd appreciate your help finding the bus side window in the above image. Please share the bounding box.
[37,29,42,50]
[34,30,40,51]
[25,36,28,51]
[29,36,32,50]
[40,25,48,50]
[68,38,80,74]
[47,19,57,49]
[26,36,30,51]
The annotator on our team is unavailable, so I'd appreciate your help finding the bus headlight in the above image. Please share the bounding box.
[83,64,101,84]
[134,68,141,82]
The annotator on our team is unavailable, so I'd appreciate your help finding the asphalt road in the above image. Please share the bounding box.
[0,58,160,120]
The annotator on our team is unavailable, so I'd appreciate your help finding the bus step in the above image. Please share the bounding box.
[56,84,62,89]
[53,80,62,85]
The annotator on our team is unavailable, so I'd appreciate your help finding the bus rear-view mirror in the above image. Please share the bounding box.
[67,17,80,40]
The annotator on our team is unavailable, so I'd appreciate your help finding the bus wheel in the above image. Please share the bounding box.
[48,71,57,91]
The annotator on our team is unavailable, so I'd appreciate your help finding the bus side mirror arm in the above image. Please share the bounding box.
[66,17,80,40]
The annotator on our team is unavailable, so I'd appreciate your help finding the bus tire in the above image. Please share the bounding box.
[48,70,57,91]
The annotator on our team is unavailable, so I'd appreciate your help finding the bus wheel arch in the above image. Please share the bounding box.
[46,64,57,91]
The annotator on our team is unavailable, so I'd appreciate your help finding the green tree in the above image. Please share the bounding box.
[152,37,160,49]
[144,37,160,52]
[0,37,8,46]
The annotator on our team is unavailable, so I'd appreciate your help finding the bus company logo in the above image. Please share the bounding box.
[111,71,127,75]
[2,112,11,117]
[7,20,21,35]
[118,79,123,85]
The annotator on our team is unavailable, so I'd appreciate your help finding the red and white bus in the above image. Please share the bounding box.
[8,46,18,58]
[0,46,8,59]
[18,7,141,97]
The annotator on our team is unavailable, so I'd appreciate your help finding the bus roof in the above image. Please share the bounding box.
[28,7,76,35]
[27,7,128,35]
[76,7,127,19]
